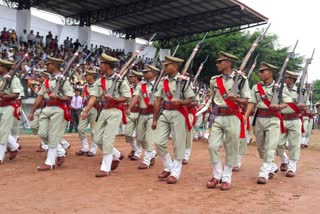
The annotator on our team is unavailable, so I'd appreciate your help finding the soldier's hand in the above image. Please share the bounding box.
[270,104,280,111]
[243,116,247,128]
[0,93,4,98]
[28,113,34,121]
[49,93,58,100]
[297,104,306,111]
[171,98,181,106]
[151,121,157,130]
[126,109,131,115]
[81,112,87,120]
[227,93,237,101]
[104,94,113,100]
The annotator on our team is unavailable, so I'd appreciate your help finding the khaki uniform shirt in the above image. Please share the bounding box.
[281,85,299,114]
[0,75,21,100]
[249,80,292,108]
[38,73,74,98]
[134,79,155,108]
[90,75,131,99]
[210,71,251,107]
[155,73,194,101]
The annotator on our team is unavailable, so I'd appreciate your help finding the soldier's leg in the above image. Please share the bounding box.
[96,110,122,173]
[0,107,15,163]
[208,116,225,181]
[88,109,98,154]
[77,115,90,153]
[301,118,309,146]
[203,113,210,141]
[276,130,289,172]
[11,118,20,139]
[260,118,280,180]
[193,115,202,140]
[223,116,240,183]
[155,114,172,174]
[305,119,313,146]
[286,120,302,174]
[124,115,139,158]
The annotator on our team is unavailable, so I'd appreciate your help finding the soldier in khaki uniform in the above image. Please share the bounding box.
[29,56,74,171]
[0,59,21,164]
[127,64,159,169]
[30,71,50,152]
[245,62,292,184]
[75,69,99,157]
[276,70,305,177]
[301,84,314,147]
[152,56,195,184]
[206,52,250,191]
[125,70,143,160]
[81,53,130,177]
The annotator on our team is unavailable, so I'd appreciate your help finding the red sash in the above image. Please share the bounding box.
[216,77,245,138]
[44,79,72,121]
[163,79,192,131]
[101,77,127,124]
[130,87,134,96]
[257,83,286,133]
[141,83,150,106]
[287,102,305,133]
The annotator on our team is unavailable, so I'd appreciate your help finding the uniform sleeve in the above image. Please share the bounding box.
[61,80,74,97]
[248,85,257,104]
[155,80,163,98]
[183,81,195,99]
[89,81,101,97]
[38,84,45,96]
[240,78,251,99]
[281,85,293,103]
[209,78,215,97]
[10,77,21,94]
[119,79,131,98]
[133,84,141,97]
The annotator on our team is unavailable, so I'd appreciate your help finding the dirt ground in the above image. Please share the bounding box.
[1,131,320,214]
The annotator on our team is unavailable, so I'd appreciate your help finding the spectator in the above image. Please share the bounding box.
[20,29,28,47]
[27,30,35,47]
[69,89,83,133]
[1,27,9,42]
[35,32,42,46]
[9,29,17,44]
[73,39,81,50]
[45,31,53,47]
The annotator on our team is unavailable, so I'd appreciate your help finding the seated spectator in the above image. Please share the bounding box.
[27,30,35,47]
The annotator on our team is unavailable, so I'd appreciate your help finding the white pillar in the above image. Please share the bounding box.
[78,26,92,47]
[124,39,136,53]
[16,9,31,38]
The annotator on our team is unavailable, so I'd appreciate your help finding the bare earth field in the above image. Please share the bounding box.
[1,131,320,214]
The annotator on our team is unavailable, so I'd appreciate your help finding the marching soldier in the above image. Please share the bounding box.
[206,52,250,190]
[0,59,22,164]
[75,69,99,157]
[125,70,143,160]
[30,71,49,152]
[245,62,292,184]
[152,56,195,184]
[28,56,74,171]
[276,70,305,177]
[301,84,314,148]
[81,53,131,177]
[127,64,159,169]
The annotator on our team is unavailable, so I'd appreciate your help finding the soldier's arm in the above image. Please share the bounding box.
[81,96,97,119]
[153,97,162,122]
[244,103,255,119]
[0,93,19,100]
[127,95,139,111]
[29,95,44,118]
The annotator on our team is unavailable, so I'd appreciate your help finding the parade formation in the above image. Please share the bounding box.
[0,25,318,192]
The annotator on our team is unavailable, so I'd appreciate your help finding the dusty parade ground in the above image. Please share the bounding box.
[1,131,320,214]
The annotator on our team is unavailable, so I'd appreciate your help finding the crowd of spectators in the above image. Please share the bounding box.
[1,26,158,99]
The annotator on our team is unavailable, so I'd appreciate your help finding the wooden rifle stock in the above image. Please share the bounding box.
[270,40,299,105]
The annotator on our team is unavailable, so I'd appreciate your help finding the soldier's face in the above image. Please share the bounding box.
[0,65,8,75]
[164,63,177,75]
[216,60,230,72]
[143,71,154,80]
[258,69,273,81]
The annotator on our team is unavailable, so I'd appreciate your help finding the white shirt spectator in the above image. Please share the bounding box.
[21,33,27,43]
[70,95,83,109]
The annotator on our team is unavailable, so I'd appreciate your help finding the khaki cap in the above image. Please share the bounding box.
[40,71,51,77]
[101,53,119,63]
[216,51,239,62]
[46,56,64,65]
[163,55,184,65]
[258,62,279,72]
[128,70,143,77]
[0,58,14,69]
[142,64,160,73]
[285,70,300,79]
[85,69,98,75]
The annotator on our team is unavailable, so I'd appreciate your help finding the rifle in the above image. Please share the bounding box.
[69,51,93,79]
[230,23,271,96]
[247,53,259,80]
[173,32,208,100]
[106,33,156,96]
[297,48,315,105]
[51,42,87,95]
[149,43,180,105]
[192,55,209,86]
[270,40,299,106]
[0,53,28,93]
